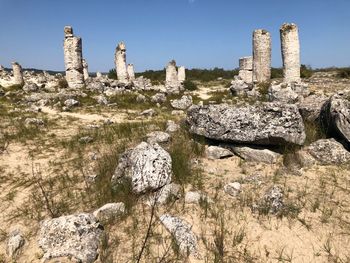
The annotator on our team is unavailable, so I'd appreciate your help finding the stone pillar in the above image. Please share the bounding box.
[82,59,89,80]
[63,26,85,88]
[166,60,178,83]
[178,66,186,82]
[253,29,271,83]
[96,72,102,78]
[280,23,301,83]
[238,56,253,83]
[114,42,129,82]
[12,62,24,85]
[127,64,135,81]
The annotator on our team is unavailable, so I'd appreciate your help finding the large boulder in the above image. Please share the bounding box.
[170,95,193,110]
[297,94,328,122]
[187,103,306,146]
[320,94,350,144]
[268,82,309,103]
[111,142,172,194]
[38,213,103,263]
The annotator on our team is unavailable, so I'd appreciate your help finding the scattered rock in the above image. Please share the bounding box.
[24,117,44,126]
[263,186,284,214]
[297,94,328,121]
[79,136,94,144]
[160,214,199,257]
[146,183,182,205]
[7,229,25,258]
[187,103,306,146]
[170,95,193,110]
[165,120,180,133]
[231,146,281,164]
[111,142,172,194]
[64,98,79,108]
[136,93,147,103]
[146,131,171,144]
[205,146,234,160]
[22,82,39,92]
[151,93,167,104]
[93,203,125,222]
[185,191,211,204]
[38,213,103,263]
[224,182,241,197]
[140,108,157,117]
[268,82,309,103]
[95,95,108,105]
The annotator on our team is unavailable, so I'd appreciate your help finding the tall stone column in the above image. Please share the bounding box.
[280,23,301,83]
[82,59,89,80]
[178,66,186,82]
[96,72,102,78]
[63,26,85,88]
[12,62,24,85]
[114,42,129,82]
[253,29,271,83]
[127,64,135,80]
[166,60,178,83]
[238,56,253,83]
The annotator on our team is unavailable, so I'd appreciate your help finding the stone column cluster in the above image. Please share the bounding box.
[12,62,24,85]
[63,26,85,88]
[253,29,271,83]
[238,56,253,83]
[280,23,301,83]
[166,60,186,84]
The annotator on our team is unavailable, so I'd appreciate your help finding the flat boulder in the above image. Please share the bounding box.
[231,146,281,164]
[187,103,306,146]
[38,213,103,263]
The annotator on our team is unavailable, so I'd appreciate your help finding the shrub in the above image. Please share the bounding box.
[337,68,350,79]
[271,68,283,79]
[183,80,197,91]
[108,69,118,79]
[58,78,68,89]
[301,64,313,78]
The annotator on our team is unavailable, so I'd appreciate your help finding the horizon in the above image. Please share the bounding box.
[1,0,350,72]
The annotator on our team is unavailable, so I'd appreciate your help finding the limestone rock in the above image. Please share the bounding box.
[7,229,25,258]
[136,93,147,103]
[82,59,89,80]
[268,82,309,103]
[187,103,306,146]
[146,183,181,205]
[127,64,135,81]
[320,94,350,144]
[64,98,79,108]
[231,146,281,164]
[146,131,171,144]
[95,95,108,105]
[297,94,328,121]
[205,146,234,160]
[165,120,180,133]
[38,213,103,263]
[178,66,186,82]
[24,118,44,126]
[151,93,167,104]
[111,142,172,194]
[12,62,24,86]
[115,42,129,82]
[159,214,199,257]
[170,95,193,110]
[263,186,284,214]
[93,202,125,222]
[23,82,39,92]
[185,191,211,204]
[253,29,271,83]
[140,108,157,117]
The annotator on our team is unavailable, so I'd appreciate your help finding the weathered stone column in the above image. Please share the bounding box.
[238,56,253,83]
[253,29,271,83]
[280,23,301,83]
[114,42,129,82]
[166,60,178,83]
[63,26,85,88]
[127,64,135,80]
[96,72,102,78]
[82,59,89,80]
[178,66,186,82]
[12,62,24,85]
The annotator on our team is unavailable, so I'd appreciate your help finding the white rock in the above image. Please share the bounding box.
[93,202,125,222]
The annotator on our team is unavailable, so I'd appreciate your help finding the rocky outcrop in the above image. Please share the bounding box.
[320,94,350,144]
[187,103,306,146]
[111,142,172,194]
[38,213,103,263]
[159,214,199,257]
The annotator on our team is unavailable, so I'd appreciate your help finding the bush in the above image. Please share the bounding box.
[271,68,283,79]
[183,80,197,91]
[108,69,118,79]
[300,64,313,79]
[58,78,68,89]
[337,68,350,79]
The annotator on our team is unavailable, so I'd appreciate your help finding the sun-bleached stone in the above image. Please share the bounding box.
[280,23,301,83]
[253,29,271,83]
[238,56,253,83]
[82,59,89,80]
[96,72,102,78]
[127,64,135,80]
[166,60,178,83]
[115,42,129,82]
[63,26,85,88]
[12,62,24,85]
[178,66,186,82]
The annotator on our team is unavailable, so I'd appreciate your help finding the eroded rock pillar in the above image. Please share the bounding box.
[253,29,271,83]
[63,26,85,88]
[238,56,253,83]
[12,62,24,85]
[178,66,186,82]
[127,64,135,81]
[280,23,301,83]
[114,42,128,82]
[166,60,178,84]
[82,59,89,80]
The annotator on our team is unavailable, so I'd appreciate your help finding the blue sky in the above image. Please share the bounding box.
[0,0,349,72]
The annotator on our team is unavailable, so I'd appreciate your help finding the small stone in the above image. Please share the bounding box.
[205,146,234,160]
[146,131,171,144]
[93,203,125,222]
[7,229,25,258]
[224,182,241,197]
[165,120,180,133]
